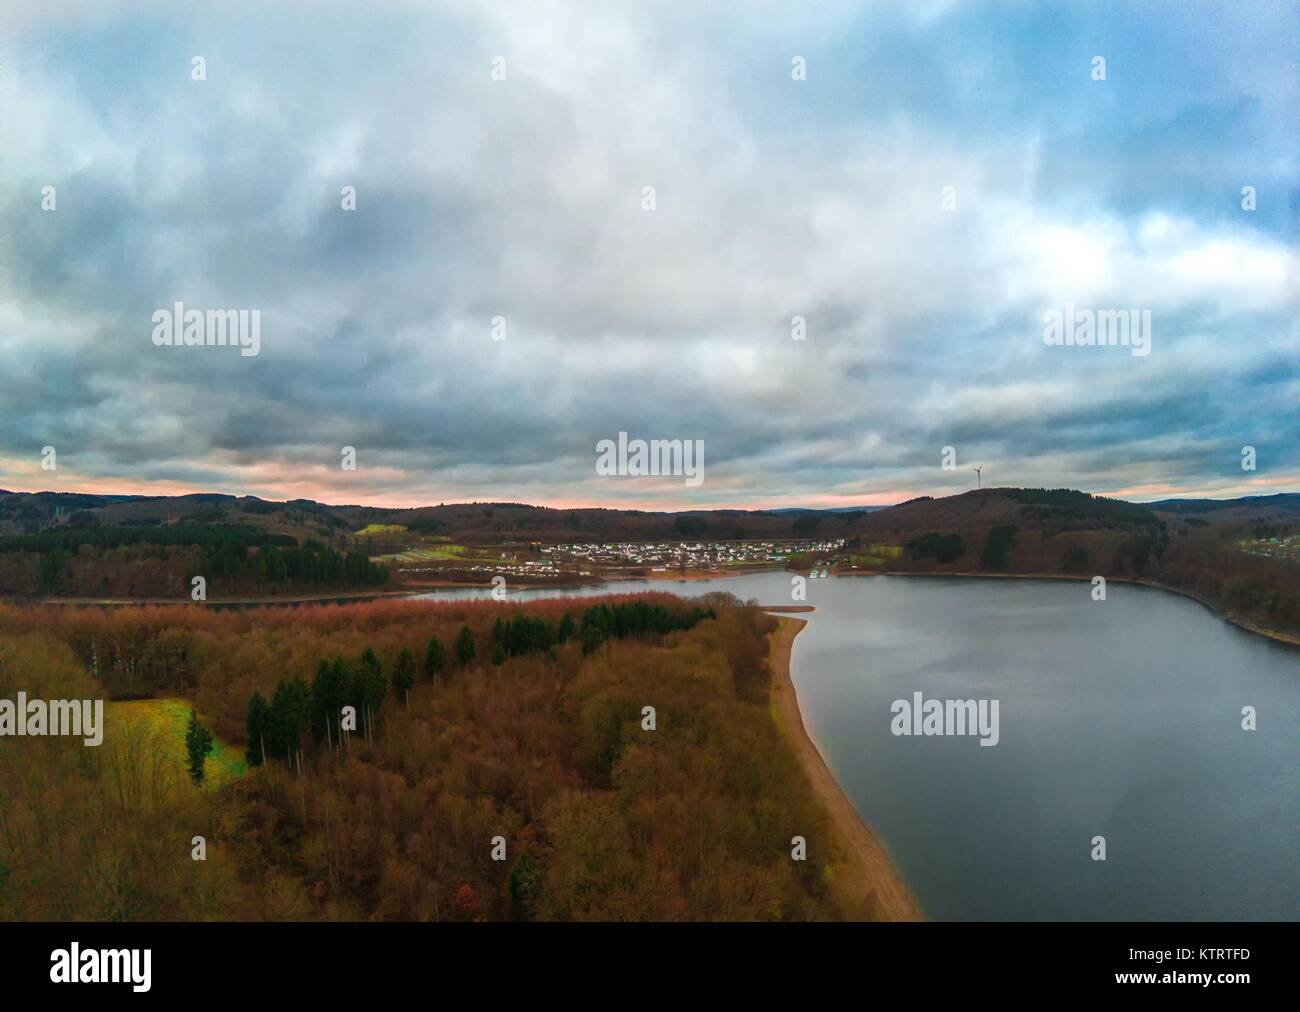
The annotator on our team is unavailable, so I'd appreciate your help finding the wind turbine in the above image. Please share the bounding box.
[971,465,983,489]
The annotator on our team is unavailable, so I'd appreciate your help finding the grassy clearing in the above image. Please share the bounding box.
[848,544,902,568]
[109,697,247,788]
[357,523,407,536]
[380,543,470,563]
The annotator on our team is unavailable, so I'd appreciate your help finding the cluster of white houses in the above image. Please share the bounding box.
[392,538,850,583]
[399,558,570,579]
[541,539,846,569]
[1239,534,1300,561]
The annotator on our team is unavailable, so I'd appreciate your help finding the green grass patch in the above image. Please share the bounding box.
[108,698,247,788]
[848,544,903,567]
[769,693,785,737]
[357,523,407,536]
[379,543,470,563]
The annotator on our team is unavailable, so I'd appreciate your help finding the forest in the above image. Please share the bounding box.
[0,524,389,598]
[1151,522,1300,636]
[878,514,1300,638]
[0,593,847,921]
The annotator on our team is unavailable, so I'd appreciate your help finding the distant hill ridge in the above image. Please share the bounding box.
[766,506,890,515]
[2,486,1296,637]
[0,486,1295,542]
[1145,493,1300,514]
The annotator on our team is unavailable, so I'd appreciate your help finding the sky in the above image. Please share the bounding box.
[1,0,1296,510]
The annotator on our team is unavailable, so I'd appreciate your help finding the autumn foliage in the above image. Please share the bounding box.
[0,594,842,921]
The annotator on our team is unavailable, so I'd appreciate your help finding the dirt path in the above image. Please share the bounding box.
[769,616,924,921]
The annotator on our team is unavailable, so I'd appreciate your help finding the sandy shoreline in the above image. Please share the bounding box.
[768,615,924,921]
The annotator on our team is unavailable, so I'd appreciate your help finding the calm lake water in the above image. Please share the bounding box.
[416,571,1298,920]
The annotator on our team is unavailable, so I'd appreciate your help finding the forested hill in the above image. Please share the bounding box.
[842,488,1300,639]
[0,594,856,921]
[3,487,1294,545]
[1,488,1296,632]
[0,521,387,598]
[1144,493,1300,521]
[0,490,844,544]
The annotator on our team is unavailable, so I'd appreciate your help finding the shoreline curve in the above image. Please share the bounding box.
[854,570,1300,649]
[768,614,924,921]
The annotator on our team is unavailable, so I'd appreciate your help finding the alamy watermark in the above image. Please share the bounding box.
[595,432,704,486]
[1042,304,1151,357]
[152,301,261,357]
[50,944,151,992]
[0,693,104,746]
[891,691,1000,746]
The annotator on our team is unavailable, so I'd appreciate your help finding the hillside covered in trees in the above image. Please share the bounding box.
[1,487,1294,638]
[0,523,389,598]
[0,594,853,921]
[0,490,840,546]
[848,489,1300,638]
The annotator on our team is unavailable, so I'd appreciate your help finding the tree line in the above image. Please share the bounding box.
[0,523,387,597]
[246,601,717,771]
[875,516,1298,638]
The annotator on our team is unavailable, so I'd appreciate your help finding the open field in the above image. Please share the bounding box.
[846,544,903,568]
[108,698,248,789]
[357,523,408,536]
[378,543,469,563]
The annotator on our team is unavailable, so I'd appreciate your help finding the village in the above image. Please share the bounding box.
[539,537,846,572]
[1238,533,1300,562]
[388,537,848,584]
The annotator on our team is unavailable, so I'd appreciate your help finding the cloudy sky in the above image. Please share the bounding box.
[1,0,1295,509]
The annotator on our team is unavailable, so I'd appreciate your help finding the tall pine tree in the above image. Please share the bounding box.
[244,691,269,767]
[392,647,416,705]
[456,625,476,667]
[185,709,214,784]
[356,648,386,737]
[424,637,447,685]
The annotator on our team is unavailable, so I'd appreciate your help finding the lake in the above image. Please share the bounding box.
[415,571,1298,920]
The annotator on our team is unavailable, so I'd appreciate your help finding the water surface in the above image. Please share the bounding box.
[418,572,1298,920]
